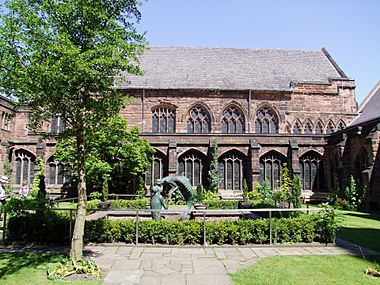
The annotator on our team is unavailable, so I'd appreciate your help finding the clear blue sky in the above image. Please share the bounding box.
[136,0,379,104]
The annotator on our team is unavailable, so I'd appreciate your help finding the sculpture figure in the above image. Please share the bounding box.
[150,185,168,220]
[156,175,193,219]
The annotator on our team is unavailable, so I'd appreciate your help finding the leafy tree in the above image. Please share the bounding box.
[0,0,145,262]
[208,141,219,192]
[55,115,155,201]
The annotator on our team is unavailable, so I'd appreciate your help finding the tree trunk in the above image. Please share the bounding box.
[70,130,87,263]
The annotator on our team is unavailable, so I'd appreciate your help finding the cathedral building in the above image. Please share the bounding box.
[3,46,377,206]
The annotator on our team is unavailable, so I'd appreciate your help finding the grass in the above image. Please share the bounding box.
[0,252,101,285]
[232,209,380,285]
[336,210,380,253]
[231,255,380,285]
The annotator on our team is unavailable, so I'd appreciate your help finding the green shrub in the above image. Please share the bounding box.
[7,211,71,243]
[203,199,238,209]
[87,198,148,210]
[84,211,336,245]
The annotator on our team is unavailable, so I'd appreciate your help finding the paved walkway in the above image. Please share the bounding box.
[82,239,379,285]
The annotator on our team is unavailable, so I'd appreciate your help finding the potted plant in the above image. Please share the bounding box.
[238,179,253,209]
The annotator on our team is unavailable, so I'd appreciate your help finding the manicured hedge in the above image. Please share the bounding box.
[7,211,71,244]
[87,198,148,210]
[7,209,336,245]
[203,200,238,209]
[84,211,336,245]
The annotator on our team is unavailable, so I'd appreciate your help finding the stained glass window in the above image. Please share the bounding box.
[304,122,313,134]
[300,153,322,191]
[14,150,35,185]
[221,106,245,134]
[178,152,203,187]
[254,107,278,134]
[47,157,70,185]
[326,121,335,134]
[337,121,345,131]
[259,152,284,189]
[146,154,166,186]
[219,153,244,191]
[152,107,175,133]
[187,106,210,133]
[293,121,302,134]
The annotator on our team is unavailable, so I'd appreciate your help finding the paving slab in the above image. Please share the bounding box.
[186,274,234,285]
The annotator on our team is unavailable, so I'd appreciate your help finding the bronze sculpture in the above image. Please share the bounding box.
[156,175,193,220]
[150,185,168,220]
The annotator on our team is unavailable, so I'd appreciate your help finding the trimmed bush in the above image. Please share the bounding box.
[203,200,239,209]
[84,211,336,245]
[7,211,71,244]
[87,198,148,210]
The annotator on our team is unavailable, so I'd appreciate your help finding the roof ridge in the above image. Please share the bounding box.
[148,46,323,53]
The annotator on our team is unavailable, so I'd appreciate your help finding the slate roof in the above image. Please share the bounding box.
[349,81,380,127]
[120,46,346,91]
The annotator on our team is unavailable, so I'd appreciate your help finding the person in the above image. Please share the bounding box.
[0,176,8,221]
[19,180,29,197]
[150,185,168,220]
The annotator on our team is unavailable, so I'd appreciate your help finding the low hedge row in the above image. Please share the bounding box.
[84,211,336,245]
[7,211,71,244]
[87,198,148,210]
[7,209,336,245]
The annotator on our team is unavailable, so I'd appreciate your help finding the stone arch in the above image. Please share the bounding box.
[46,155,70,185]
[145,149,168,186]
[151,104,176,133]
[314,119,324,134]
[303,119,314,135]
[325,120,336,134]
[186,103,212,133]
[218,149,249,191]
[254,104,279,134]
[259,150,287,189]
[282,122,292,134]
[178,149,208,187]
[13,148,36,185]
[220,103,246,133]
[292,119,303,134]
[337,120,346,131]
[299,150,324,191]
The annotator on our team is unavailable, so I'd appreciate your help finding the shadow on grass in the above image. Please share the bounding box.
[342,212,380,221]
[0,252,66,279]
[337,227,380,254]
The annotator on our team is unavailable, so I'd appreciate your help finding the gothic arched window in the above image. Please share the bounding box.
[259,151,285,189]
[51,116,65,133]
[179,152,204,187]
[326,121,335,134]
[221,106,244,133]
[47,156,70,185]
[315,121,324,134]
[293,121,302,134]
[218,152,244,191]
[145,152,167,186]
[300,152,323,191]
[152,107,175,133]
[14,150,35,185]
[187,106,211,133]
[255,107,278,134]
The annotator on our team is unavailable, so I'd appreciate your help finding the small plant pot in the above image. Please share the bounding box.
[98,201,111,209]
[238,201,253,209]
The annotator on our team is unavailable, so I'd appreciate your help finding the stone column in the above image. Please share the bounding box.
[168,139,178,175]
[289,139,300,177]
[250,139,261,189]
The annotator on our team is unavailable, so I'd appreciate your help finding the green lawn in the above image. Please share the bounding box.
[232,210,380,285]
[0,252,101,285]
[231,255,380,285]
[336,210,380,253]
